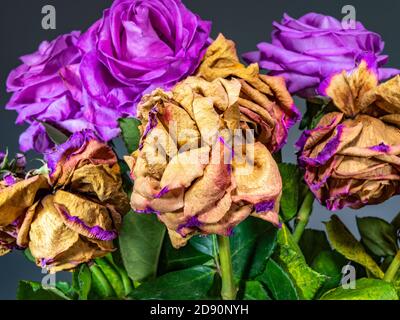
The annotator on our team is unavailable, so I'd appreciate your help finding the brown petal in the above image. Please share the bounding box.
[184,140,232,218]
[160,146,210,190]
[232,142,281,204]
[52,139,117,187]
[29,195,80,264]
[0,175,50,226]
[374,75,400,114]
[69,163,130,215]
[53,190,117,241]
[323,60,377,117]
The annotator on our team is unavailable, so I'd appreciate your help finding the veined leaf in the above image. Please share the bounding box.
[230,217,278,280]
[275,224,326,300]
[129,266,215,300]
[357,217,398,257]
[119,212,166,282]
[278,163,303,221]
[242,281,271,300]
[320,278,398,300]
[325,215,384,279]
[257,259,299,300]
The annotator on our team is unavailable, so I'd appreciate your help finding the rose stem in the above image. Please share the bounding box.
[383,251,400,282]
[212,235,221,273]
[217,235,237,300]
[292,190,314,243]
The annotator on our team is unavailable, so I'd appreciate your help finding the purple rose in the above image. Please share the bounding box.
[243,13,399,98]
[78,0,211,123]
[6,31,88,153]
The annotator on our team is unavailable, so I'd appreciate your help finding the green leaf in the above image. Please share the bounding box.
[129,266,215,300]
[275,224,326,300]
[119,212,166,282]
[325,215,384,279]
[17,281,70,300]
[230,217,278,280]
[190,235,214,257]
[89,264,115,298]
[37,120,69,145]
[311,250,347,277]
[23,248,35,263]
[392,212,400,231]
[242,281,271,300]
[73,264,92,300]
[278,163,302,221]
[106,254,134,297]
[320,278,398,300]
[257,259,299,300]
[299,100,323,130]
[159,237,212,273]
[299,229,331,265]
[357,217,398,258]
[95,258,125,298]
[119,118,141,153]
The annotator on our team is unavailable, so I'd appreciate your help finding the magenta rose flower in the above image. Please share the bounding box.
[77,0,211,125]
[6,31,87,153]
[243,13,399,98]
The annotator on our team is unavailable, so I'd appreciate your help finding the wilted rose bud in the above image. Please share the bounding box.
[126,76,282,248]
[0,175,50,255]
[298,60,400,210]
[196,34,299,153]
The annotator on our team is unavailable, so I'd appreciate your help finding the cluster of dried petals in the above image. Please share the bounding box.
[0,175,49,256]
[0,130,129,272]
[297,60,400,210]
[196,34,299,153]
[126,75,282,248]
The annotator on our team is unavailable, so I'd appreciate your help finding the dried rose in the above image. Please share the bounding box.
[126,76,282,248]
[297,60,400,210]
[196,34,299,153]
[0,175,50,255]
[24,130,129,272]
[29,190,120,273]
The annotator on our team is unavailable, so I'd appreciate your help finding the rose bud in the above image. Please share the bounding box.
[196,34,299,153]
[126,76,282,248]
[297,59,400,210]
[0,175,50,255]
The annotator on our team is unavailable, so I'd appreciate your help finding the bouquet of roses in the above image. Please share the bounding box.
[1,1,400,300]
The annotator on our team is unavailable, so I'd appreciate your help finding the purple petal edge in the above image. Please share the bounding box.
[59,207,117,241]
[255,200,275,213]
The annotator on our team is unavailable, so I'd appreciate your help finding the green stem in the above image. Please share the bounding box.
[383,251,400,282]
[292,191,314,243]
[212,235,221,273]
[217,235,237,300]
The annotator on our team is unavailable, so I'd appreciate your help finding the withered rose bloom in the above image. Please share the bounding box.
[297,60,400,210]
[0,175,50,255]
[22,129,130,272]
[1,130,129,272]
[196,34,299,153]
[126,76,282,248]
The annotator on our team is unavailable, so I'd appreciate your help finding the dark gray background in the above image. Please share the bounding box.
[1,0,399,299]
